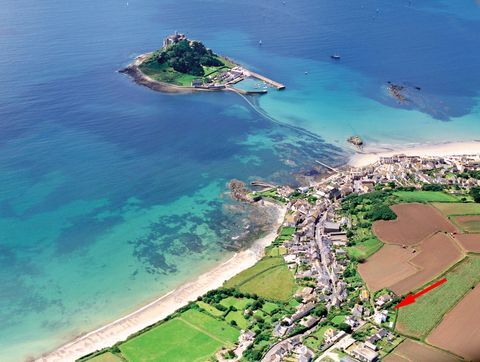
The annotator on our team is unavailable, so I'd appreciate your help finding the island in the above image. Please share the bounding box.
[120,32,285,94]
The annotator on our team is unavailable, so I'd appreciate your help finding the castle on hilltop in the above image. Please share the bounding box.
[163,31,187,48]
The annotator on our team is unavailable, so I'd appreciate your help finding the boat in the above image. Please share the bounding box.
[331,54,341,60]
[258,40,263,46]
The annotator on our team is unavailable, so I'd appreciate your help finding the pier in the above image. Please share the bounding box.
[247,71,286,90]
[315,160,338,172]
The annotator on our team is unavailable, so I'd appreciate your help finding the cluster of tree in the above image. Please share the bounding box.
[459,170,480,180]
[421,184,445,191]
[157,39,223,76]
[471,187,480,203]
[368,204,397,221]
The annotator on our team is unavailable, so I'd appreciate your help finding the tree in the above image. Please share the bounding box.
[471,187,480,203]
[368,204,396,221]
[338,323,352,333]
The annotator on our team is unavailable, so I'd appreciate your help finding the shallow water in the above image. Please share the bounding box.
[0,0,479,360]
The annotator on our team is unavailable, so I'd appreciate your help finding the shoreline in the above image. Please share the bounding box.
[37,202,287,362]
[348,140,480,168]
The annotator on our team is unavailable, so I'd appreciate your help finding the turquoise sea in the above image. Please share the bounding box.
[1,0,479,360]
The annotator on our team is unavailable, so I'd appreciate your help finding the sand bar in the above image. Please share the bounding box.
[37,203,286,362]
[349,140,480,168]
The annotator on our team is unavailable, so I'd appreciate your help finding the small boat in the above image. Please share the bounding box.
[331,54,341,60]
[258,40,263,46]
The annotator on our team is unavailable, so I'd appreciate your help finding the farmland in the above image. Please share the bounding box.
[372,203,457,246]
[396,256,480,338]
[452,215,480,233]
[224,256,296,301]
[119,309,239,362]
[384,339,461,362]
[347,236,383,260]
[432,202,480,216]
[358,244,418,292]
[389,232,463,295]
[427,285,480,361]
[452,234,480,252]
[394,190,459,203]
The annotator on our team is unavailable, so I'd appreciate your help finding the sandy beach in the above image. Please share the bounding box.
[37,202,286,362]
[349,140,480,168]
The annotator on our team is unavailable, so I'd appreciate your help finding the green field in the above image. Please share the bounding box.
[396,256,480,338]
[119,309,239,362]
[331,315,346,326]
[262,301,280,314]
[87,352,124,362]
[393,191,459,203]
[219,296,255,310]
[196,301,225,317]
[432,202,480,216]
[303,325,332,351]
[225,310,248,329]
[224,257,296,301]
[452,215,480,233]
[347,237,383,260]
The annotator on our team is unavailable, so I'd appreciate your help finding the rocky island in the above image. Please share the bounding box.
[120,32,285,94]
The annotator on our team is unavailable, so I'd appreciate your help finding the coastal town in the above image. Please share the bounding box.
[79,152,480,362]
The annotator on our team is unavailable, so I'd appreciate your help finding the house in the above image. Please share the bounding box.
[324,222,341,233]
[360,289,370,301]
[297,345,314,362]
[191,79,203,87]
[351,344,379,362]
[375,294,392,307]
[324,329,346,344]
[373,310,388,325]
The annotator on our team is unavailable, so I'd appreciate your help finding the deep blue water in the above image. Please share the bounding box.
[0,0,479,360]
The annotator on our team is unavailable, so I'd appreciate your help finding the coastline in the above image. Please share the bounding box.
[349,140,480,168]
[119,53,207,94]
[37,202,287,362]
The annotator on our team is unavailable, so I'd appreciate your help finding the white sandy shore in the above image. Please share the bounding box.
[37,203,286,362]
[349,140,480,168]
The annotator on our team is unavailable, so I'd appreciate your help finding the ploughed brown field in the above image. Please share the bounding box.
[359,232,462,295]
[373,203,457,246]
[384,339,462,362]
[358,245,417,292]
[427,285,480,361]
[453,233,480,252]
[390,233,463,295]
[452,215,480,233]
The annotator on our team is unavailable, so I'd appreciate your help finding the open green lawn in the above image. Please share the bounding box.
[331,315,346,326]
[396,256,480,338]
[219,296,255,310]
[303,325,332,351]
[196,301,225,317]
[347,237,383,260]
[394,191,459,203]
[87,352,124,362]
[432,202,480,216]
[224,257,296,301]
[119,309,239,362]
[225,310,249,329]
[262,301,280,315]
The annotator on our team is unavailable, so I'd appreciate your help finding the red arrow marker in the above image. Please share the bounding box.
[394,278,447,309]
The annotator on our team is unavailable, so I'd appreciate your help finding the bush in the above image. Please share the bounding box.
[368,204,396,221]
[471,187,480,203]
[422,184,445,191]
